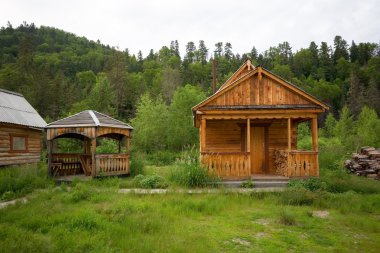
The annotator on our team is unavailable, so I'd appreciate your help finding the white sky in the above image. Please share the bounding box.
[1,0,379,57]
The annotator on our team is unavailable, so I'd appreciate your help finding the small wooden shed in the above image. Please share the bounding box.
[0,89,47,166]
[45,110,133,177]
[192,60,329,180]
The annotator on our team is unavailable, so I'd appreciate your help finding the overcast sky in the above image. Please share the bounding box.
[1,0,379,57]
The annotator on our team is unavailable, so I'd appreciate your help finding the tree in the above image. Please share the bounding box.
[131,94,169,152]
[250,46,258,61]
[323,113,337,138]
[197,40,208,64]
[87,73,116,115]
[356,106,380,147]
[292,49,313,77]
[366,78,380,113]
[224,42,233,61]
[167,85,206,150]
[184,41,196,64]
[347,71,364,117]
[170,40,179,57]
[214,42,223,57]
[318,42,334,81]
[350,40,359,63]
[333,35,349,63]
[334,106,355,149]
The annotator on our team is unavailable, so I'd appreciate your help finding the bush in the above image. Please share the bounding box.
[130,156,144,176]
[133,174,168,189]
[280,188,316,206]
[170,163,216,188]
[278,209,296,225]
[70,183,93,202]
[241,180,254,188]
[0,163,52,200]
[288,177,326,191]
[146,151,179,166]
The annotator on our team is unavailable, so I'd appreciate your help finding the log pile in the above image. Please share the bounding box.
[274,150,288,176]
[344,147,380,180]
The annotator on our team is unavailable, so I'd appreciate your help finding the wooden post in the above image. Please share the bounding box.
[91,138,96,177]
[287,118,292,151]
[47,139,53,176]
[311,118,318,152]
[311,117,319,177]
[246,119,251,152]
[200,118,206,152]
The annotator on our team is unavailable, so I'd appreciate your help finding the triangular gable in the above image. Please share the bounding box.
[218,59,255,91]
[193,66,329,111]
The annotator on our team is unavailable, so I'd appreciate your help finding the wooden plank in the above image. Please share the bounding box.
[287,118,291,151]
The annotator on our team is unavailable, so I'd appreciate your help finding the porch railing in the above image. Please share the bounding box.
[287,151,318,177]
[200,152,250,179]
[95,154,130,176]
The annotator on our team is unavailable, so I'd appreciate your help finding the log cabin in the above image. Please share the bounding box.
[192,60,329,180]
[45,110,133,177]
[0,88,47,166]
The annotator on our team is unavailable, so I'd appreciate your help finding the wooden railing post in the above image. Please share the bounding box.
[246,119,251,152]
[311,117,319,176]
[91,138,96,177]
[200,118,206,152]
[287,118,292,151]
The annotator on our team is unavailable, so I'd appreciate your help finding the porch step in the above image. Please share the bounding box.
[217,180,288,188]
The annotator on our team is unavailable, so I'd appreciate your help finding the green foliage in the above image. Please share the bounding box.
[280,188,316,206]
[0,163,53,200]
[131,93,169,152]
[170,163,216,188]
[69,183,93,202]
[133,174,168,188]
[288,178,326,191]
[240,180,254,188]
[356,106,380,147]
[278,209,296,226]
[129,155,145,176]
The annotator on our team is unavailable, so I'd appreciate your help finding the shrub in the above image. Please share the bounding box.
[170,163,217,188]
[280,188,316,206]
[278,209,296,225]
[288,177,326,191]
[0,163,52,200]
[70,183,93,202]
[130,156,144,176]
[147,151,179,166]
[133,174,168,189]
[241,180,254,188]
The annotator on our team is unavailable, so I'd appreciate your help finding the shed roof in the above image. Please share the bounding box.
[46,110,133,129]
[0,88,47,129]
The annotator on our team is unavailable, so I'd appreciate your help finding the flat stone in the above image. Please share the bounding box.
[0,197,28,209]
[312,210,329,219]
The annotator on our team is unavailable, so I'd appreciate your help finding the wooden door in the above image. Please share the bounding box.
[250,127,266,174]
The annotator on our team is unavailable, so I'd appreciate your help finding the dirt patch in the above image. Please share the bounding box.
[231,238,251,246]
[253,218,270,226]
[0,197,28,209]
[254,232,267,238]
[312,210,329,219]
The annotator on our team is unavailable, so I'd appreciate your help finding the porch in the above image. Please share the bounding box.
[199,116,319,179]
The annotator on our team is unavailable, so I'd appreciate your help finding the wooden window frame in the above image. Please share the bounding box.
[9,134,29,153]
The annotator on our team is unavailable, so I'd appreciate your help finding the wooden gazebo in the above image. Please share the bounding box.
[192,60,329,180]
[45,110,133,177]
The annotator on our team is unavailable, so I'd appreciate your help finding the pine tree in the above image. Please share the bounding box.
[333,35,349,63]
[250,46,258,61]
[366,78,380,114]
[350,40,359,63]
[197,40,208,64]
[185,41,196,63]
[347,71,364,117]
[224,42,233,61]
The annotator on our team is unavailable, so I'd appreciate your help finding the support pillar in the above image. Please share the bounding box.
[287,118,292,151]
[246,119,251,152]
[311,118,318,152]
[47,139,53,176]
[200,118,206,152]
[91,138,96,177]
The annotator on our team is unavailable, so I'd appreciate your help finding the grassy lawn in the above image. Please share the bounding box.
[0,163,380,252]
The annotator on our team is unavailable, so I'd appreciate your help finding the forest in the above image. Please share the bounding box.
[0,22,379,154]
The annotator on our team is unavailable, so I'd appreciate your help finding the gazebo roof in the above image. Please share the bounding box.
[46,110,133,129]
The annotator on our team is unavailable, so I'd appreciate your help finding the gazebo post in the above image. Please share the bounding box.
[47,139,53,176]
[91,138,96,177]
[125,137,130,154]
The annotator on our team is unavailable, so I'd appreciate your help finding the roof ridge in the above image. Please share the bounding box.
[0,88,24,97]
[218,59,255,92]
[89,110,100,126]
[93,110,132,127]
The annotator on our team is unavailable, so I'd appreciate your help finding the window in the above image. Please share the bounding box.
[10,135,28,152]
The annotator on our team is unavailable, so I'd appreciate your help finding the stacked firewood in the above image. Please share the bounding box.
[344,147,380,180]
[274,150,288,176]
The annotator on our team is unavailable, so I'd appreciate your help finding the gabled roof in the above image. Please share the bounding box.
[0,88,47,129]
[192,65,329,111]
[46,110,133,129]
[218,59,255,91]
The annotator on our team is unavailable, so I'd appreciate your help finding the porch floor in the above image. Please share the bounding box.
[250,174,289,181]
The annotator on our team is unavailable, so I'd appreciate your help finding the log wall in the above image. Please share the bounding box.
[0,124,42,166]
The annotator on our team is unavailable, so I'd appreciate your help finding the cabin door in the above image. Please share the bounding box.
[250,127,267,174]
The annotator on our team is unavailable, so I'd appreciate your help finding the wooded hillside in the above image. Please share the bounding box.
[0,22,379,123]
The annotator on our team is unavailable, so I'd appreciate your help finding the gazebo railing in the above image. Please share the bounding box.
[95,154,130,176]
[51,153,87,176]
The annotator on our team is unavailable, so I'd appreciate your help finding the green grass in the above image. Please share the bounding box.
[0,186,379,253]
[1,162,380,252]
